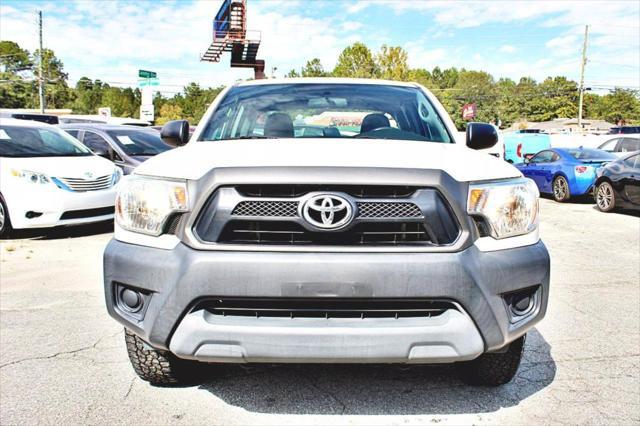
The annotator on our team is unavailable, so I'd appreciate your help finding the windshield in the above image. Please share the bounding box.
[565,148,618,161]
[0,125,93,157]
[199,83,452,143]
[106,130,171,156]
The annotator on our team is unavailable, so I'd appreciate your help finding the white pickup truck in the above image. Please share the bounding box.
[104,78,549,386]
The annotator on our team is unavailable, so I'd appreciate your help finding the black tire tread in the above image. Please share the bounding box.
[124,328,195,385]
[458,335,525,386]
[0,196,13,239]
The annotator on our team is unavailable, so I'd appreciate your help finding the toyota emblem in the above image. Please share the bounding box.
[301,194,354,230]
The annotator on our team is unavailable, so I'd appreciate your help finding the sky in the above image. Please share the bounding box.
[1,0,639,96]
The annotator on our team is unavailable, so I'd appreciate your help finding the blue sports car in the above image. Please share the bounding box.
[516,147,618,202]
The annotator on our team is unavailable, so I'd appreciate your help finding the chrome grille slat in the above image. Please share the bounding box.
[57,175,113,192]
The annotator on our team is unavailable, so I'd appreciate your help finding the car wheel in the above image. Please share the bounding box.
[124,328,199,386]
[595,181,616,212]
[0,196,13,239]
[457,335,525,386]
[552,176,570,202]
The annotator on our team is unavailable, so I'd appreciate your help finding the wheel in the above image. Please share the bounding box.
[124,328,198,386]
[457,335,525,386]
[595,181,616,212]
[552,176,570,202]
[0,196,13,239]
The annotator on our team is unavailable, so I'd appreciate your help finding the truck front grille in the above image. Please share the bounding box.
[196,298,457,319]
[193,185,460,247]
[219,220,430,245]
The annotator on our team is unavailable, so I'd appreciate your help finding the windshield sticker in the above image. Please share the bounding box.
[0,129,11,140]
[116,135,135,145]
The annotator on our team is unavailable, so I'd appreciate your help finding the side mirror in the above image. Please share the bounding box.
[466,122,498,150]
[524,157,530,165]
[92,147,111,159]
[160,120,190,147]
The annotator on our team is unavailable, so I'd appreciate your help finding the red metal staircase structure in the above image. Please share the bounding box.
[201,0,265,79]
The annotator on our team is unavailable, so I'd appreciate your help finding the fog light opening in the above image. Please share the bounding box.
[25,211,43,219]
[504,285,539,321]
[120,288,143,312]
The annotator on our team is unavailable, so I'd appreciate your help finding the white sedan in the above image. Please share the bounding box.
[0,118,121,237]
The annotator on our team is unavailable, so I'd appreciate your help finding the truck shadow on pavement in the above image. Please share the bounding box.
[198,328,555,415]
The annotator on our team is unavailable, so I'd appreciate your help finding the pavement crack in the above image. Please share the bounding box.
[0,330,121,370]
[123,376,136,400]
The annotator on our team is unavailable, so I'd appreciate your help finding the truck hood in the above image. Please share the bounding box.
[134,139,521,182]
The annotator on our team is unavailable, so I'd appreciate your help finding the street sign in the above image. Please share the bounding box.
[138,78,160,87]
[138,69,157,79]
[462,103,477,120]
[140,104,154,122]
[98,107,111,118]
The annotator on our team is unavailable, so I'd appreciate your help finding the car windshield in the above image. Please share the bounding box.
[565,148,617,161]
[199,83,453,143]
[0,125,93,157]
[105,130,171,156]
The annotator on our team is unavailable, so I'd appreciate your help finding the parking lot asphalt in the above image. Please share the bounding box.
[0,199,638,425]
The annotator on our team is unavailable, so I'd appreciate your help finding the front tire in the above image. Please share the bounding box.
[0,196,13,239]
[595,181,616,212]
[552,176,570,202]
[124,328,198,386]
[457,335,525,386]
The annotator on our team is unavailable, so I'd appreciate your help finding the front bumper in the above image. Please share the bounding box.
[104,239,550,363]
[5,184,116,229]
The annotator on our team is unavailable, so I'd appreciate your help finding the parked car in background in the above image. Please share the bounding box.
[597,136,640,156]
[0,118,121,238]
[503,130,551,164]
[607,126,640,135]
[516,147,617,202]
[594,152,640,212]
[0,111,59,125]
[59,115,151,126]
[60,124,172,174]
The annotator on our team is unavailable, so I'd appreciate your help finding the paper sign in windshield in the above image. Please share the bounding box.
[116,135,135,145]
[0,129,11,140]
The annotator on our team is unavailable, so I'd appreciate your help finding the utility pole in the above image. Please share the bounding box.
[577,25,589,128]
[37,10,45,113]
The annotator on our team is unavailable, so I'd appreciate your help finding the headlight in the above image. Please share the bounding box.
[468,178,539,239]
[115,176,188,236]
[11,169,50,184]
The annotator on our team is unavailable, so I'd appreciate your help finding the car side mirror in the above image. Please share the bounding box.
[92,147,111,159]
[524,157,530,165]
[466,122,498,150]
[160,120,190,147]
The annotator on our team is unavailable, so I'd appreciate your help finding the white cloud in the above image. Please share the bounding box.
[341,21,364,31]
[499,45,516,53]
[346,1,369,14]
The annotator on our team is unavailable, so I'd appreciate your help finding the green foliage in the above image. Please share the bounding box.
[0,41,32,73]
[376,45,409,81]
[332,42,376,78]
[301,58,327,77]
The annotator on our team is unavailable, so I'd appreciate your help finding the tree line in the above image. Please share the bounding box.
[1,40,638,128]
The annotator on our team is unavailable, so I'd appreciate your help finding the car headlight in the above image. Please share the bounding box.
[11,169,50,184]
[115,176,188,236]
[468,178,539,239]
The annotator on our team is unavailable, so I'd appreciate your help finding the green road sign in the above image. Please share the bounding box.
[138,78,159,87]
[138,69,157,78]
